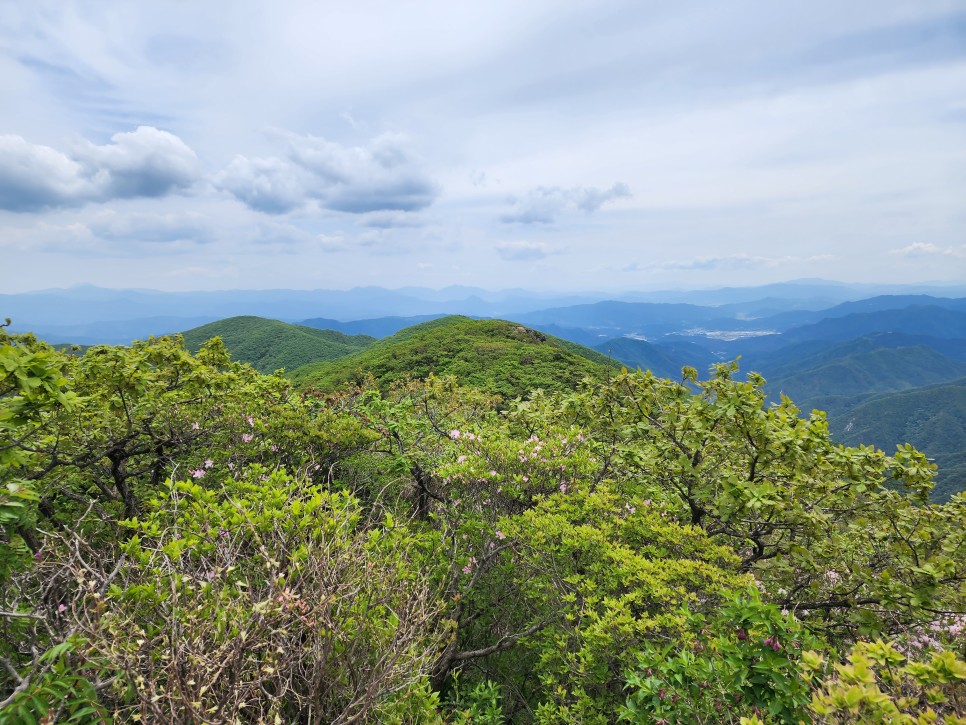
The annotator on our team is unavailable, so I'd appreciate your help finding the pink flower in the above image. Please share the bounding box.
[457,455,467,463]
[241,433,254,443]
[246,416,255,427]
[559,483,568,493]
[191,422,200,430]
[57,604,67,613]
[449,429,461,439]
[495,530,506,540]
[204,459,214,469]
[191,469,206,479]
[489,470,497,477]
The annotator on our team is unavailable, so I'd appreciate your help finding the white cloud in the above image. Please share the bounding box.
[501,183,630,224]
[495,240,558,261]
[214,132,438,215]
[644,253,836,272]
[88,210,211,244]
[0,127,200,212]
[890,242,966,258]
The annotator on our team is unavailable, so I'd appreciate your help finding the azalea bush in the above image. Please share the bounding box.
[1,333,963,722]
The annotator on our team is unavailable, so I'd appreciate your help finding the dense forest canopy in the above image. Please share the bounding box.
[1,324,964,723]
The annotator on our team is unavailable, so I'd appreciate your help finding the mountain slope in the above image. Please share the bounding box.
[778,306,966,344]
[593,337,720,379]
[829,378,966,502]
[289,316,620,399]
[763,344,966,417]
[181,316,375,374]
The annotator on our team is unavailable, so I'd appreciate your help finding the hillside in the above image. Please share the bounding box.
[777,305,966,344]
[830,378,966,502]
[762,344,966,417]
[289,315,620,398]
[181,316,375,374]
[593,337,719,379]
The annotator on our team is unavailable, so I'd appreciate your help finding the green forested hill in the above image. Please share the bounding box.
[289,315,620,398]
[181,316,375,374]
[762,344,966,417]
[830,378,966,502]
[594,336,719,379]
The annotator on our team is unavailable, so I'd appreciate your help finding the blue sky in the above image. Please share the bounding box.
[1,1,964,292]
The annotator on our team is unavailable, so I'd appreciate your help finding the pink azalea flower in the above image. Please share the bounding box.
[449,429,460,439]
[241,433,253,443]
[495,530,506,540]
[246,416,255,427]
[191,422,200,430]
[204,459,214,469]
[457,455,467,463]
[191,469,206,479]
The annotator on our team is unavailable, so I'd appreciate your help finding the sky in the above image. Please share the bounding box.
[1,0,964,293]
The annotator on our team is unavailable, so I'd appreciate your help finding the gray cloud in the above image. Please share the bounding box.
[214,156,310,214]
[501,182,630,224]
[215,132,439,215]
[0,127,200,212]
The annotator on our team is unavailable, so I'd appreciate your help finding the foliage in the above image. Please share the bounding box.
[1,327,964,722]
[55,469,445,722]
[557,365,965,640]
[804,639,966,724]
[0,325,76,578]
[621,590,821,724]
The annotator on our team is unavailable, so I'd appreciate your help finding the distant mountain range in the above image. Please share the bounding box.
[5,280,965,344]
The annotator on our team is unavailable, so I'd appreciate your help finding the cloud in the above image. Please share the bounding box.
[250,220,359,253]
[641,252,836,272]
[495,240,557,261]
[889,242,966,258]
[88,210,212,244]
[214,132,439,215]
[652,253,773,271]
[0,127,200,212]
[214,156,310,214]
[360,210,425,228]
[501,182,630,224]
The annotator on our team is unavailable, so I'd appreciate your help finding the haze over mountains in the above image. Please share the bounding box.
[5,278,966,500]
[5,279,966,345]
